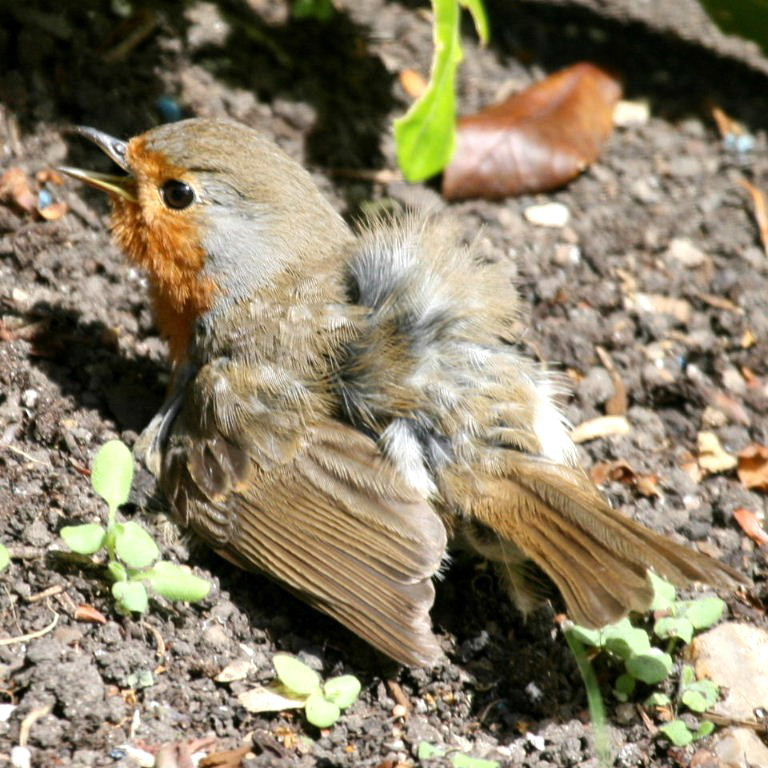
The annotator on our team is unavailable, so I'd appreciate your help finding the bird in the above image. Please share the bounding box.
[59,118,746,666]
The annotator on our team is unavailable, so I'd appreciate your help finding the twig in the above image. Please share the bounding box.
[19,704,53,746]
[27,585,65,603]
[0,611,59,646]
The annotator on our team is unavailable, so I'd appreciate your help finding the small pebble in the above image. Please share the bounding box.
[11,746,31,768]
[524,202,570,228]
[613,99,650,127]
[665,237,706,268]
[21,389,39,408]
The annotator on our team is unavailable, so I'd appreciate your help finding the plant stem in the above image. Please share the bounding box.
[564,626,614,766]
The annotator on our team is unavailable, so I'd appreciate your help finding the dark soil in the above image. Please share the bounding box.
[1,1,768,766]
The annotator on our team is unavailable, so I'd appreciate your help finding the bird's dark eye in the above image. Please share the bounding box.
[161,179,195,210]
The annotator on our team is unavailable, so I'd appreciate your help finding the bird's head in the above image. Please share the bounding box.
[60,118,351,364]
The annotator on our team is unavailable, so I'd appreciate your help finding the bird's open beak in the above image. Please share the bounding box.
[58,127,138,203]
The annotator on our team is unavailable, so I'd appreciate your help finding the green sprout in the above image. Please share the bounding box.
[418,741,500,768]
[0,541,9,572]
[60,439,211,614]
[567,573,727,749]
[274,653,361,728]
[394,0,489,181]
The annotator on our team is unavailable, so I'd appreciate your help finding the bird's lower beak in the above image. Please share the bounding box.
[58,167,138,202]
[58,126,138,203]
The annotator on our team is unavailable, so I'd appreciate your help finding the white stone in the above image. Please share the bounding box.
[714,727,768,768]
[613,99,651,127]
[692,622,768,720]
[524,202,570,228]
[666,237,707,268]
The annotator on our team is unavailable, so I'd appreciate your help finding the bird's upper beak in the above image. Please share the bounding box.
[58,127,138,202]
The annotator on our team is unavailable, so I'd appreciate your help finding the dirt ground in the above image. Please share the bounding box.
[1,1,768,766]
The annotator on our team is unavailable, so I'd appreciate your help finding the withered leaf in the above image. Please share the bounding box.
[738,444,768,492]
[591,459,662,497]
[443,62,622,200]
[733,507,768,548]
[0,168,37,214]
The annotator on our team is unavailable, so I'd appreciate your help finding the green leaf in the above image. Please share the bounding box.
[293,0,335,21]
[61,523,107,555]
[567,624,602,647]
[644,692,671,707]
[682,680,719,711]
[394,0,462,181]
[699,0,768,57]
[654,616,694,644]
[0,542,10,572]
[614,673,636,701]
[459,0,489,44]
[682,689,708,712]
[417,742,501,768]
[681,664,697,686]
[91,440,134,512]
[113,522,159,569]
[625,648,674,684]
[694,720,716,740]
[144,561,211,602]
[304,690,340,728]
[659,719,693,747]
[112,580,149,614]
[602,618,652,659]
[273,653,322,696]
[323,675,361,709]
[649,572,676,611]
[107,561,128,582]
[676,598,726,630]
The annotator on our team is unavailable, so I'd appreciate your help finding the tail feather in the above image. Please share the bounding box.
[456,454,746,628]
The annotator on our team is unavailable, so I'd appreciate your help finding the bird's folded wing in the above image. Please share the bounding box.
[165,419,447,666]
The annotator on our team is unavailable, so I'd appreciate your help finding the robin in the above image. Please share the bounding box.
[60,118,745,666]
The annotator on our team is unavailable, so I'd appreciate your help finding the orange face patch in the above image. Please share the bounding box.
[110,136,218,365]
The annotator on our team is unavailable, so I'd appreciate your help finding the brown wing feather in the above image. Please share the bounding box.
[163,420,447,666]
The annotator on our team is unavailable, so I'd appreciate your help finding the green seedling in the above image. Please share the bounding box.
[60,439,211,614]
[569,573,726,750]
[0,541,9,572]
[394,0,489,181]
[242,653,361,729]
[418,741,500,768]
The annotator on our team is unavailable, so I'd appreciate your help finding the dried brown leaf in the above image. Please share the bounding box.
[37,201,68,221]
[443,62,622,200]
[591,459,661,497]
[400,68,428,100]
[733,507,768,548]
[0,167,37,214]
[740,178,768,259]
[738,444,768,492]
[74,604,107,624]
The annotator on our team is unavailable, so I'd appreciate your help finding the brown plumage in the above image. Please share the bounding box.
[60,118,746,666]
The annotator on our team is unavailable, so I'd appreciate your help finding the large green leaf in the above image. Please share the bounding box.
[113,522,159,569]
[273,653,322,696]
[61,523,106,555]
[395,0,462,181]
[144,561,211,602]
[91,440,134,512]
